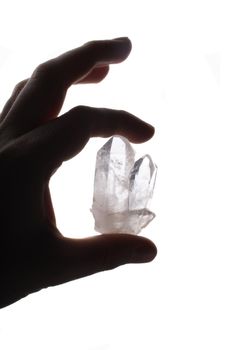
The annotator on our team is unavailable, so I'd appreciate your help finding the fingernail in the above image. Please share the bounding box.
[133,243,157,263]
[113,37,130,41]
[112,37,132,58]
[145,123,155,137]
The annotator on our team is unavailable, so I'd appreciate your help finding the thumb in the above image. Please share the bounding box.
[49,234,157,287]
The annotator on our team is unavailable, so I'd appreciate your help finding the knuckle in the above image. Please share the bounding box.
[69,105,90,120]
[83,40,104,57]
[33,59,58,80]
[84,40,99,49]
[13,79,28,94]
[72,105,88,113]
[70,105,89,126]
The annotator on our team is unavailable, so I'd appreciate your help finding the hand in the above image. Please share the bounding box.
[0,37,157,309]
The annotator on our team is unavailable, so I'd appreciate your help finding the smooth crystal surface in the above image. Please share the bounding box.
[91,136,157,234]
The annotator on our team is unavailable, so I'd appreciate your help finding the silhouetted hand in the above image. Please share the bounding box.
[0,37,156,309]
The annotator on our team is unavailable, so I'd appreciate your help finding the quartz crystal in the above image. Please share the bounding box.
[91,136,157,234]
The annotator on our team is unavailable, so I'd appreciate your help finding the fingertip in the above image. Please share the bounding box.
[96,233,157,265]
[113,36,132,51]
[132,122,155,144]
[132,238,157,263]
[111,37,132,62]
[120,114,155,144]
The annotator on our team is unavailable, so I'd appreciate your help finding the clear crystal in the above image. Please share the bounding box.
[91,136,157,235]
[128,155,157,233]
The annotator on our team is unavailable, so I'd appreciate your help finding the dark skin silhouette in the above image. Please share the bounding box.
[0,37,157,309]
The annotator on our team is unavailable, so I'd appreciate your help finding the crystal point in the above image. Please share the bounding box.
[91,136,157,235]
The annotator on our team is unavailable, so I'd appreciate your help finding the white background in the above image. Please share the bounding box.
[0,0,233,349]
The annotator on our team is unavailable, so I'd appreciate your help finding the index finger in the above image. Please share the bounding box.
[20,106,155,177]
[3,38,132,137]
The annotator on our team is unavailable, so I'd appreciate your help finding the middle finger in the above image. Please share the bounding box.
[2,38,132,138]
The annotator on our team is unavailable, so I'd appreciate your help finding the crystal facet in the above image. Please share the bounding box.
[91,136,157,234]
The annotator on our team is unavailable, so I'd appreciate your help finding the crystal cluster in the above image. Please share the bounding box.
[91,136,157,235]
